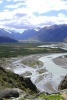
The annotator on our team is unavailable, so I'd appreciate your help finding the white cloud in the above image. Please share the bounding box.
[28,13,67,27]
[5,2,24,9]
[25,0,67,13]
[6,0,24,2]
[14,0,25,2]
[57,13,67,24]
[0,11,14,20]
[0,0,67,31]
[1,11,67,30]
[0,0,2,4]
[6,0,12,2]
[0,10,67,30]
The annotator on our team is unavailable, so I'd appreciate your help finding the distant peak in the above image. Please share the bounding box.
[4,29,12,34]
[35,27,41,31]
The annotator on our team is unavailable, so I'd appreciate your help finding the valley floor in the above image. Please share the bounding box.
[0,43,67,100]
[0,53,67,100]
[53,56,67,69]
[1,53,67,94]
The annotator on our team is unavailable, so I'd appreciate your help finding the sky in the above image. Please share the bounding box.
[0,0,67,32]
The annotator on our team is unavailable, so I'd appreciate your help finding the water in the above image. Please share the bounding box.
[9,53,67,93]
[39,53,67,76]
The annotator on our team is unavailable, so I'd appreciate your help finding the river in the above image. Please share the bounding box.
[39,53,67,76]
[8,53,67,93]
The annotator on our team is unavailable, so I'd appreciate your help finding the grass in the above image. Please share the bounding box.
[0,67,38,94]
[39,94,64,100]
[22,59,43,68]
[0,43,66,58]
[19,94,64,100]
[0,43,66,100]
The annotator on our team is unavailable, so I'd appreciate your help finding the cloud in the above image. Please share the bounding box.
[4,19,35,30]
[0,11,14,21]
[0,0,67,32]
[6,0,24,2]
[15,13,27,18]
[6,0,12,2]
[25,0,67,13]
[5,2,25,9]
[14,0,25,2]
[1,11,67,30]
[0,0,2,4]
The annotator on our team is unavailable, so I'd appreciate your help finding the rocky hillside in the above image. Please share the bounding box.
[0,66,38,99]
[0,64,66,100]
[58,75,67,90]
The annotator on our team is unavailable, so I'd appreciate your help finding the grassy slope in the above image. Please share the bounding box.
[19,94,64,100]
[0,66,38,93]
[38,93,64,100]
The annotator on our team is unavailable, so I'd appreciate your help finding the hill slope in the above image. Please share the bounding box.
[0,28,21,40]
[0,36,18,43]
[0,66,38,92]
[21,29,37,40]
[34,24,67,42]
[0,28,37,41]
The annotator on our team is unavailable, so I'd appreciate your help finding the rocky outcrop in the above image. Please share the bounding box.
[0,89,19,99]
[0,66,38,99]
[58,75,67,90]
[19,76,39,93]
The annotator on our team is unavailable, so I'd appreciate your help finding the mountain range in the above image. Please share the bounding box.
[34,24,67,42]
[0,24,67,43]
[0,36,18,43]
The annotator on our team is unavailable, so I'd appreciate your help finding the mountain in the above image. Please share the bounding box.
[34,24,67,42]
[16,24,67,42]
[0,28,11,37]
[0,24,67,42]
[0,28,37,41]
[0,36,18,43]
[64,37,67,42]
[0,28,22,40]
[21,29,37,40]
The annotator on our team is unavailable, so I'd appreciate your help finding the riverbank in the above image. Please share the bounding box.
[2,53,66,94]
[53,56,67,69]
[38,53,67,93]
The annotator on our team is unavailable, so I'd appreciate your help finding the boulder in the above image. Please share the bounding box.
[0,88,19,99]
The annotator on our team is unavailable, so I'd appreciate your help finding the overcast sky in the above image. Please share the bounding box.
[0,0,67,32]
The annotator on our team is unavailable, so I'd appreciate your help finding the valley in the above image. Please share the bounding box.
[1,53,67,93]
[0,42,67,100]
[0,0,67,99]
[0,24,67,43]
